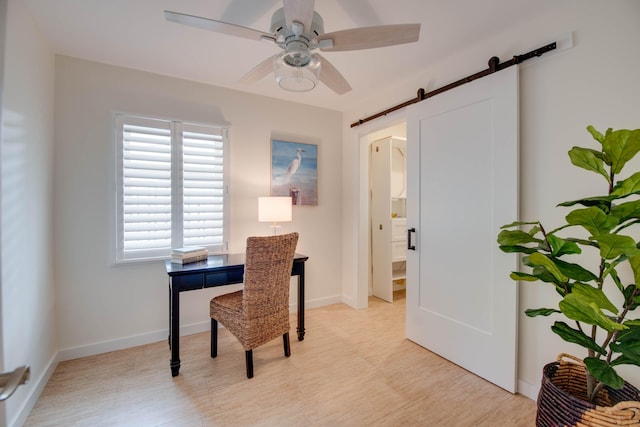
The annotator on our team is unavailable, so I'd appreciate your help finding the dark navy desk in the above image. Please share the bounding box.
[165,253,308,376]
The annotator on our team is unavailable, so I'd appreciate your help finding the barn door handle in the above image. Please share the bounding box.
[407,227,416,251]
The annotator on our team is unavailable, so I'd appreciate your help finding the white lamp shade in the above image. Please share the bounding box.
[258,197,292,222]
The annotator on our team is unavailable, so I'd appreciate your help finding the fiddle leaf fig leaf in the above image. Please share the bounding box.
[566,207,619,236]
[629,255,640,286]
[499,245,539,254]
[610,199,640,223]
[584,357,625,389]
[547,234,582,257]
[604,255,627,275]
[611,342,640,367]
[602,129,640,174]
[559,293,625,332]
[553,259,597,283]
[587,125,605,144]
[531,265,563,286]
[610,341,640,358]
[551,321,607,354]
[497,229,542,246]
[528,252,567,282]
[617,324,640,344]
[591,234,640,260]
[611,172,640,198]
[525,308,560,317]
[569,146,610,182]
[558,196,615,209]
[615,327,640,363]
[500,221,540,229]
[608,266,624,293]
[528,225,542,236]
[572,283,618,314]
[611,355,640,368]
[509,272,539,282]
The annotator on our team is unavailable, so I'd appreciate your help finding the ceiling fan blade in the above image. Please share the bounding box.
[283,0,315,33]
[239,56,275,84]
[317,54,351,95]
[318,24,420,52]
[164,10,275,43]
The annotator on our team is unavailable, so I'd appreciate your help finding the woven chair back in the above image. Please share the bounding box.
[242,232,298,319]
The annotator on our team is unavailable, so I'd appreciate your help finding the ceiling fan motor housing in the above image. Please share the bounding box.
[270,8,325,46]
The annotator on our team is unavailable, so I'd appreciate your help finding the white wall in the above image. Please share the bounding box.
[1,0,56,425]
[53,56,343,359]
[342,0,640,399]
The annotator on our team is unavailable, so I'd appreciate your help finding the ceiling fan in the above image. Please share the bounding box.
[164,0,420,95]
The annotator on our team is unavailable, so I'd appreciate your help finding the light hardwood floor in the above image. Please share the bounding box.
[25,291,536,426]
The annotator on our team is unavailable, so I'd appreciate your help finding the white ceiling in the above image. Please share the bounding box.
[24,0,564,112]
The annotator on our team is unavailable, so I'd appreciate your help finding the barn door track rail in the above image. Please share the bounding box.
[350,41,557,128]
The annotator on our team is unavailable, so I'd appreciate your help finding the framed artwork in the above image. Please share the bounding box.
[271,139,318,206]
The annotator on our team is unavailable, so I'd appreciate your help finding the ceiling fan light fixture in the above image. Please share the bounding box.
[273,51,321,92]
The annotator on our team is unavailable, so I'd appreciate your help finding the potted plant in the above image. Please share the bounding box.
[497,126,640,426]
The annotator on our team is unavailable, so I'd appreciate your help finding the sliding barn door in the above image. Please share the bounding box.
[405,66,519,392]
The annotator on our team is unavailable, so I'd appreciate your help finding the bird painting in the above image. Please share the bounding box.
[271,140,318,206]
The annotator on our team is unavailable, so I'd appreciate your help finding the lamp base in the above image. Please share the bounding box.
[269,224,282,235]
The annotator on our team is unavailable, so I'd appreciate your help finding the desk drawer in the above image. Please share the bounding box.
[205,270,244,287]
[175,274,204,291]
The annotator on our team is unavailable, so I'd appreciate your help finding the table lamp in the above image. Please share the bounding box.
[258,196,292,235]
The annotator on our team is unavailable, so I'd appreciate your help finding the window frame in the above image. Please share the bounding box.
[113,113,229,264]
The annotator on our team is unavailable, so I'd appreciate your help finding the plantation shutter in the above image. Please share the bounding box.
[115,115,228,262]
[118,116,172,260]
[181,123,226,249]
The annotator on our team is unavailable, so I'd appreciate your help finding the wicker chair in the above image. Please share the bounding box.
[209,232,299,378]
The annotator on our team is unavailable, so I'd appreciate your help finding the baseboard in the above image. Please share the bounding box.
[57,323,211,362]
[57,296,342,362]
[518,378,539,401]
[305,295,342,309]
[10,352,58,427]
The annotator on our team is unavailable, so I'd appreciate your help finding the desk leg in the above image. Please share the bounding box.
[169,277,181,376]
[297,263,305,341]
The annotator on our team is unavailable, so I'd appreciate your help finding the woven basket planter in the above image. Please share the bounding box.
[537,354,640,426]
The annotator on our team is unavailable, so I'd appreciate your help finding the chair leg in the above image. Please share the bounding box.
[245,350,254,379]
[283,332,291,357]
[211,318,218,358]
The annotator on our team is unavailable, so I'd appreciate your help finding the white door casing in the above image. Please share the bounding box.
[405,66,519,392]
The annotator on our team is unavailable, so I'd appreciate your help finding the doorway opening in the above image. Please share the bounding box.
[360,121,407,305]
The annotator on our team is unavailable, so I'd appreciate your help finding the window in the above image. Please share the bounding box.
[114,114,229,262]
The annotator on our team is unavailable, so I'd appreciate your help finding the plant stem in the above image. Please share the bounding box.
[609,169,615,195]
[586,166,613,401]
[538,223,552,253]
[590,380,605,402]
